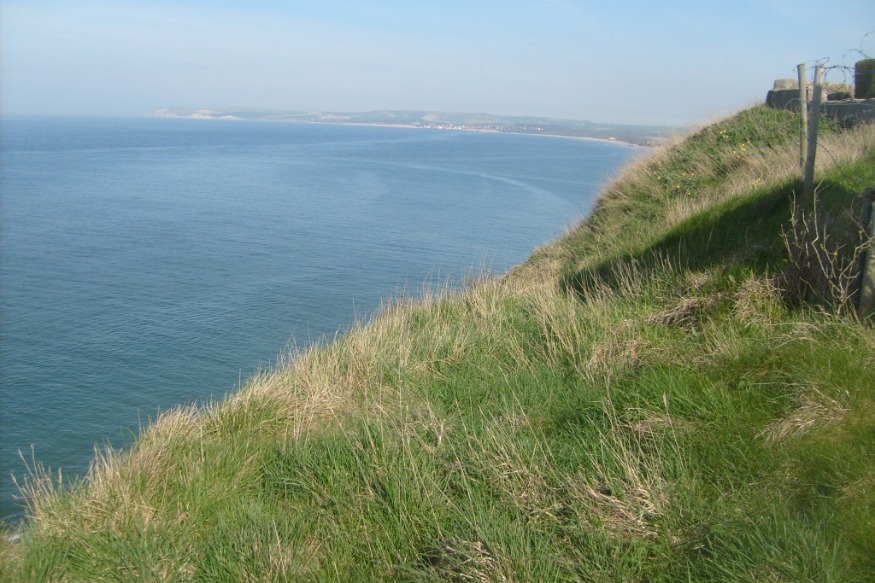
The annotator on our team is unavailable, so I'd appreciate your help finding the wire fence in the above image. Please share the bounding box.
[792,55,874,320]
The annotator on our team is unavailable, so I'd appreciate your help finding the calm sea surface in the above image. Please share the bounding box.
[0,116,635,520]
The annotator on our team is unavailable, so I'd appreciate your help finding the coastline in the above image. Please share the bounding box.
[302,120,643,146]
[150,109,670,147]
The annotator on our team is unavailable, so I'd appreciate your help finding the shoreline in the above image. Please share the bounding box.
[305,120,643,146]
[151,113,659,147]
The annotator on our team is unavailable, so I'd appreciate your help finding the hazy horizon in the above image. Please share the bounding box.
[1,1,873,127]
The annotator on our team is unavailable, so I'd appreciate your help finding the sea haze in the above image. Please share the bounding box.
[0,116,636,520]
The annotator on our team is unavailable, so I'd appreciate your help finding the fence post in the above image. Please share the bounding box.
[797,63,808,171]
[803,65,824,198]
[857,189,875,319]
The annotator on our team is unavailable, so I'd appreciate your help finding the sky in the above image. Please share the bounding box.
[1,1,872,126]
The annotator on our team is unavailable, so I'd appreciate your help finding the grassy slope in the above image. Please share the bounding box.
[3,106,874,582]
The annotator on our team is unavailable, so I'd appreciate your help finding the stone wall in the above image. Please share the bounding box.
[765,79,875,125]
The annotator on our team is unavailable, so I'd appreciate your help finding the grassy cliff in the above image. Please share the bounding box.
[3,106,875,581]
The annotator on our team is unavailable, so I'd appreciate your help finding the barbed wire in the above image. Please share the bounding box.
[784,32,875,87]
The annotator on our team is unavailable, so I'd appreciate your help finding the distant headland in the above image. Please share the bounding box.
[150,107,674,147]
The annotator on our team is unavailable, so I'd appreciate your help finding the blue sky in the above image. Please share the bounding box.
[1,1,872,125]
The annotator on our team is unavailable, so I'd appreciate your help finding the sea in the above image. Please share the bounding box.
[0,116,636,522]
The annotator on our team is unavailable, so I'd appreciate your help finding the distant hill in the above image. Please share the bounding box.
[150,107,675,146]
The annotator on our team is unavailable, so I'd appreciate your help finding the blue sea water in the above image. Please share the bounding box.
[0,116,635,521]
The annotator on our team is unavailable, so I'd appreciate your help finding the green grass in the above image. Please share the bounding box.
[2,106,874,581]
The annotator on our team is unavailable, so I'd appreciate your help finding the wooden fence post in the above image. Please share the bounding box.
[803,65,824,198]
[857,189,875,319]
[797,63,808,171]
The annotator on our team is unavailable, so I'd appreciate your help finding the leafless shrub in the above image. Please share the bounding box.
[779,195,872,315]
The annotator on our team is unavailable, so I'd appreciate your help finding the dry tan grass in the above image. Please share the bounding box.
[525,286,587,367]
[733,276,787,326]
[758,387,849,442]
[815,122,875,170]
[577,478,662,540]
[17,389,281,538]
[565,392,676,542]
[840,472,875,513]
[471,419,561,523]
[570,433,669,541]
[17,444,172,539]
[426,538,510,583]
[10,460,64,534]
[506,241,570,293]
[620,407,685,441]
[648,295,720,329]
[585,334,644,381]
[583,319,647,384]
